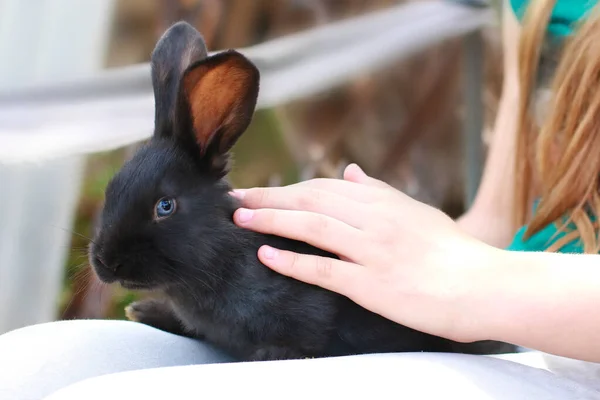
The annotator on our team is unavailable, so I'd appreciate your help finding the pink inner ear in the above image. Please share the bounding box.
[183,55,256,154]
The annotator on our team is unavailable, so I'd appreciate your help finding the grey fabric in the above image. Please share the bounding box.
[0,320,233,400]
[0,320,598,400]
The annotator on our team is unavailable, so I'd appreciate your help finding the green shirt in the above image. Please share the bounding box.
[506,0,597,253]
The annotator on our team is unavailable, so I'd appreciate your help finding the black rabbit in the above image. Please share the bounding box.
[88,21,516,361]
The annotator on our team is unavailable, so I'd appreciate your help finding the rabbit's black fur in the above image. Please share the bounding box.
[89,21,516,361]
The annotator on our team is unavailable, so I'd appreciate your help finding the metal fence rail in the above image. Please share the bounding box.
[0,0,494,334]
[0,1,494,163]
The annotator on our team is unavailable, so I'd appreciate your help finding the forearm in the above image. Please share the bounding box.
[467,247,600,362]
[454,74,519,249]
[455,211,513,249]
[456,0,521,248]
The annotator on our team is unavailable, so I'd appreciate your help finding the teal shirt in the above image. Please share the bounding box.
[509,0,596,38]
[506,1,597,253]
[508,203,591,253]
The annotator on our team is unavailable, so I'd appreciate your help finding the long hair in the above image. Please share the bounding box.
[514,0,600,253]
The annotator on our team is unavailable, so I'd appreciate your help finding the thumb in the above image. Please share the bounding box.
[343,163,391,189]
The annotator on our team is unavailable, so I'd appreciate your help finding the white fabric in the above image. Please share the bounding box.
[542,353,600,392]
[0,320,598,400]
[44,353,599,400]
[490,351,600,391]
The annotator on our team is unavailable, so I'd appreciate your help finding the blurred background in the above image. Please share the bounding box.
[0,0,504,334]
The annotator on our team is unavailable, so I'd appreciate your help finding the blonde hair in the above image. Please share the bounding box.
[514,0,600,253]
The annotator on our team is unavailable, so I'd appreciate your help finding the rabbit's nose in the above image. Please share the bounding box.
[92,254,120,273]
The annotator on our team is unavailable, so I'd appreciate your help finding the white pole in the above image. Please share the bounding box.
[0,0,116,334]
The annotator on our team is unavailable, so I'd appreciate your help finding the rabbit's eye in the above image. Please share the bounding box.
[155,197,177,219]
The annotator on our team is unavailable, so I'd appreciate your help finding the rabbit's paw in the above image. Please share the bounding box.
[125,298,187,337]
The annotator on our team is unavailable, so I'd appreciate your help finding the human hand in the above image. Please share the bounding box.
[231,164,495,342]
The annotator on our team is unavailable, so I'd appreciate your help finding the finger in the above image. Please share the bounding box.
[290,178,387,202]
[231,178,387,205]
[343,163,392,189]
[233,208,367,262]
[230,186,369,229]
[257,245,364,297]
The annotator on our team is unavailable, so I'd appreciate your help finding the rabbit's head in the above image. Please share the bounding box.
[89,21,259,290]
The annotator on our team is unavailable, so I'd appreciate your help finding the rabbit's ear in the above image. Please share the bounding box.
[179,50,259,174]
[151,21,208,137]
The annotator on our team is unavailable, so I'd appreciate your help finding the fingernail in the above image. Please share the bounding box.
[347,163,364,174]
[229,189,246,199]
[261,246,279,260]
[237,208,254,223]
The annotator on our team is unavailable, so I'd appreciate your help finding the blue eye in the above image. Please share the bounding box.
[155,197,176,219]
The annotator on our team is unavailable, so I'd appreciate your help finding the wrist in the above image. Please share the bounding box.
[459,248,600,361]
[459,245,517,343]
[445,240,507,343]
[466,249,579,345]
[435,218,600,361]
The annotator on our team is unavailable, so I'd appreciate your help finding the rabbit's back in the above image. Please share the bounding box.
[164,233,342,360]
